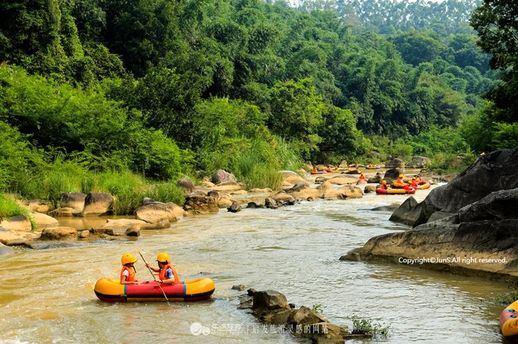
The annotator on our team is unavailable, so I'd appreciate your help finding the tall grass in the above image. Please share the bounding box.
[0,194,35,229]
[9,158,186,215]
[146,182,185,205]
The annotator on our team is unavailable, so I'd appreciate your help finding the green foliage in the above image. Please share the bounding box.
[0,65,184,180]
[468,0,518,151]
[0,194,30,221]
[460,102,518,152]
[192,98,299,189]
[311,303,325,313]
[392,31,447,66]
[0,121,45,192]
[0,0,504,202]
[146,182,185,205]
[269,78,325,158]
[350,315,390,337]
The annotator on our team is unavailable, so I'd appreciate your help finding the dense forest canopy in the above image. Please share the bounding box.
[0,0,515,198]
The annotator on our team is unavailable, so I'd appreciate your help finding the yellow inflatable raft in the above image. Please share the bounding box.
[94,278,215,302]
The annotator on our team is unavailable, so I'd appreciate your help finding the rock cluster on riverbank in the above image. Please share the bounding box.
[237,288,352,343]
[0,159,434,251]
[342,148,518,277]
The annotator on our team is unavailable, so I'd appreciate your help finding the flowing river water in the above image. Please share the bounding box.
[0,189,510,343]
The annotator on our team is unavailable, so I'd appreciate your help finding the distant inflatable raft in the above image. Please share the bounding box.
[94,278,215,302]
[501,300,518,340]
[376,187,416,195]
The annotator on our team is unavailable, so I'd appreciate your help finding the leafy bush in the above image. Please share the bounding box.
[146,182,185,205]
[0,194,29,219]
[0,65,185,180]
[350,316,390,337]
[0,121,45,193]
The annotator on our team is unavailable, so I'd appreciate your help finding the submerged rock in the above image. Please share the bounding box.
[40,227,77,240]
[135,202,183,224]
[183,195,219,215]
[227,201,242,213]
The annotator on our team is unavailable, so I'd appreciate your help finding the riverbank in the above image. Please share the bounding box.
[0,165,430,249]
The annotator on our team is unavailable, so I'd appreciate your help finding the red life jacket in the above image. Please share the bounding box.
[120,266,136,283]
[159,263,180,283]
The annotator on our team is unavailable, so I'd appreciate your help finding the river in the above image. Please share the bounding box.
[0,190,509,343]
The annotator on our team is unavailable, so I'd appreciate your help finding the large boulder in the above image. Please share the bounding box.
[344,149,518,278]
[385,157,405,169]
[100,219,149,235]
[367,173,382,184]
[327,176,357,185]
[49,207,76,217]
[287,306,327,326]
[210,183,242,192]
[291,188,322,201]
[0,229,39,246]
[252,290,290,314]
[272,192,296,204]
[383,168,401,183]
[176,178,194,194]
[60,192,86,213]
[211,169,237,184]
[40,227,77,240]
[388,197,433,227]
[282,171,308,186]
[458,188,518,222]
[26,200,51,213]
[135,202,183,224]
[322,185,363,200]
[407,156,431,169]
[390,149,518,226]
[227,201,242,213]
[31,212,59,229]
[284,182,309,193]
[215,193,233,209]
[183,195,219,215]
[82,193,113,216]
[0,215,31,231]
[364,185,377,194]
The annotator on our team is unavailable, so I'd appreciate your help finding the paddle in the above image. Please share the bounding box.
[139,251,170,305]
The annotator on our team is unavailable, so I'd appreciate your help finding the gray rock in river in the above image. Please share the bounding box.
[343,149,518,277]
[390,149,518,227]
[0,242,13,256]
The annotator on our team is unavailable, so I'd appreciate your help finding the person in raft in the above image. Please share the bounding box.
[379,180,388,190]
[146,252,181,284]
[120,253,139,285]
